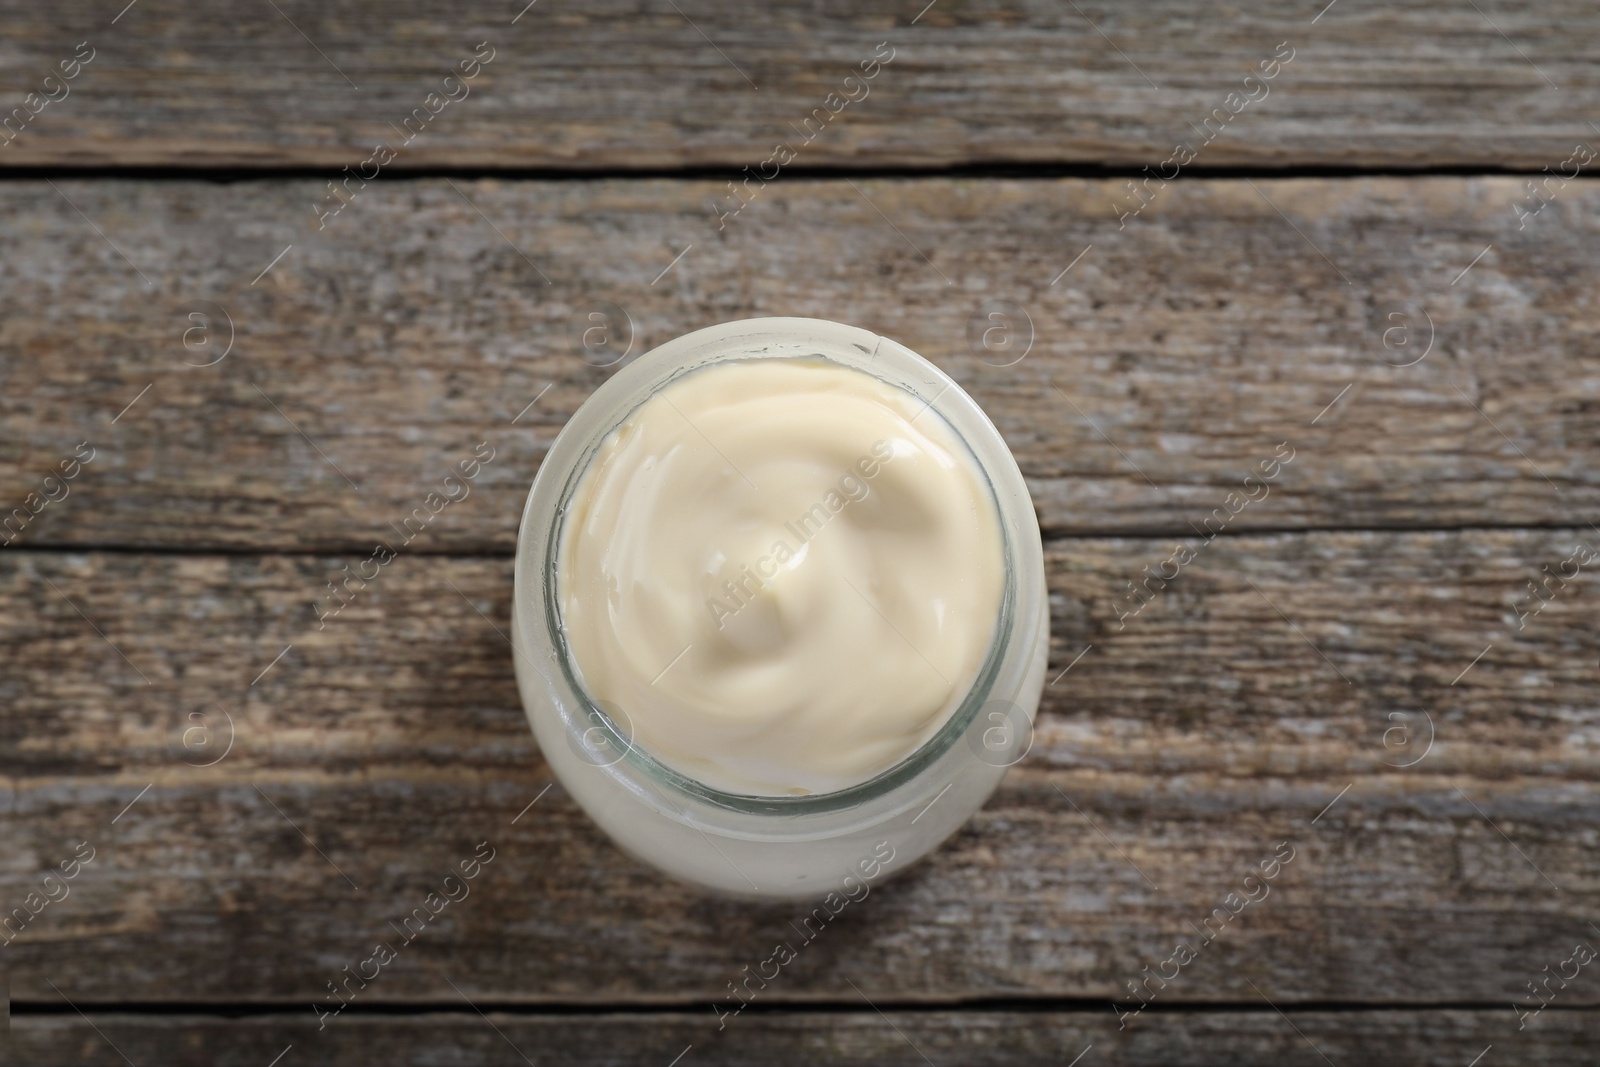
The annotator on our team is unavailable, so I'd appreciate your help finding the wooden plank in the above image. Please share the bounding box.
[2,176,1596,551]
[4,529,1597,1003]
[11,1010,1597,1066]
[2,1,1598,169]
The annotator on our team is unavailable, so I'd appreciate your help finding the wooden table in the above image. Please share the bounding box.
[5,2,1598,1063]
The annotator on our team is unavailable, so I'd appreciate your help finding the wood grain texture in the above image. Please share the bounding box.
[2,1,1598,169]
[3,531,1596,1004]
[12,1010,1598,1066]
[2,177,1597,552]
[7,4,1595,1059]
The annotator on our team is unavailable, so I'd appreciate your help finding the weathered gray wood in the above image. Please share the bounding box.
[2,1,1598,169]
[6,2,1593,1052]
[2,177,1596,551]
[11,1009,1598,1066]
[3,530,1596,1003]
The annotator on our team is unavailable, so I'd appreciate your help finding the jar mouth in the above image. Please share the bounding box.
[521,318,1026,817]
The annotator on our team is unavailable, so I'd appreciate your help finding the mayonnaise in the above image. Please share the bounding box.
[557,358,1005,796]
[516,318,1048,898]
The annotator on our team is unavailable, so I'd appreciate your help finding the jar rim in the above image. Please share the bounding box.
[514,317,1037,817]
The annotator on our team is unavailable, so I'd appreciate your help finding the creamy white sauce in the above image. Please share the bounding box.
[557,358,1005,796]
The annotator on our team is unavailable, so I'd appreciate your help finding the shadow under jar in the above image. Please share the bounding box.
[512,317,1048,901]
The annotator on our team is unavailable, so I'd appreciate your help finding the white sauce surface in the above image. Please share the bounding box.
[558,359,1004,795]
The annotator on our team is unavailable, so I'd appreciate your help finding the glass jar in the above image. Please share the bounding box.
[511,317,1048,900]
